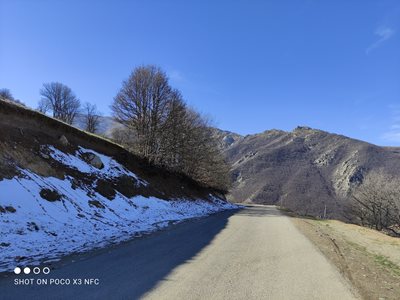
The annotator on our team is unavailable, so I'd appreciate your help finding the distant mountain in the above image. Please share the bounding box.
[215,126,400,219]
[210,128,243,150]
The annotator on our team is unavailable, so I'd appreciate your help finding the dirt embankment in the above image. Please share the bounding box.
[0,100,224,200]
[291,217,400,300]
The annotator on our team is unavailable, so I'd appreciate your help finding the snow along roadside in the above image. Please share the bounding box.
[0,172,239,273]
[0,145,239,273]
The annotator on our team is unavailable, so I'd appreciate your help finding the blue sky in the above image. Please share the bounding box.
[1,0,399,145]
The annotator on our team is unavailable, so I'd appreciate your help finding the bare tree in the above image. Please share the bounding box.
[84,102,101,133]
[348,171,400,236]
[39,82,80,124]
[111,65,171,160]
[112,65,231,191]
[159,90,188,168]
[161,99,231,191]
[179,110,231,191]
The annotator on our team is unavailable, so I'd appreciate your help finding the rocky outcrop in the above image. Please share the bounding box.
[210,128,243,150]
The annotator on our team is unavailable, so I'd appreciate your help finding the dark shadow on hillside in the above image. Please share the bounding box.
[0,209,240,300]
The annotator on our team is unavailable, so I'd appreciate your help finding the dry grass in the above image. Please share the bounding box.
[324,220,400,266]
[291,217,400,300]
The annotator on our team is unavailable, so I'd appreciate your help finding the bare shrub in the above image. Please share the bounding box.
[348,171,400,236]
[0,88,25,106]
[0,88,13,100]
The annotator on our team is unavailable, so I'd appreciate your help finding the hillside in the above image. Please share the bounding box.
[0,100,236,272]
[216,126,400,218]
[210,128,243,150]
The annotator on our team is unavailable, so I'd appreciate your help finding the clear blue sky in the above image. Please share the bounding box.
[1,0,399,145]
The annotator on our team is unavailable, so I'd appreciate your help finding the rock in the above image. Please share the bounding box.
[27,222,39,231]
[349,167,365,185]
[39,188,62,202]
[94,179,116,200]
[88,200,105,209]
[5,206,16,213]
[114,175,138,198]
[222,135,235,147]
[294,126,313,131]
[58,135,69,146]
[81,152,104,169]
[71,178,80,190]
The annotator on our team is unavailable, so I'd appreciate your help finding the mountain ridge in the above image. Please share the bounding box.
[214,126,400,219]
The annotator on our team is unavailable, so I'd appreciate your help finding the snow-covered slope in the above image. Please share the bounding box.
[0,101,238,273]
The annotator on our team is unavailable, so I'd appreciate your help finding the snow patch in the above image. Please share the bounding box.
[0,164,237,272]
[44,145,148,186]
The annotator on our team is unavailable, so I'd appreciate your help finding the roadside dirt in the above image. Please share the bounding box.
[292,217,400,300]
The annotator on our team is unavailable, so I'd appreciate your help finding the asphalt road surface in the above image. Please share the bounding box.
[0,205,358,300]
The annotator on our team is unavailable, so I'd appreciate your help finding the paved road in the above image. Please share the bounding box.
[0,205,358,300]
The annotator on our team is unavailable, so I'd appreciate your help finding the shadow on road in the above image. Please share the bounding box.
[0,209,240,300]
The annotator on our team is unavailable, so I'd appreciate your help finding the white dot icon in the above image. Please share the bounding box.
[14,267,21,274]
[43,267,50,274]
[33,267,40,274]
[23,267,31,274]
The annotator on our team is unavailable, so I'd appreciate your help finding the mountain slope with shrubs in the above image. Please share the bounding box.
[216,127,400,228]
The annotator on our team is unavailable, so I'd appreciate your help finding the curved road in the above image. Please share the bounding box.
[0,205,358,300]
